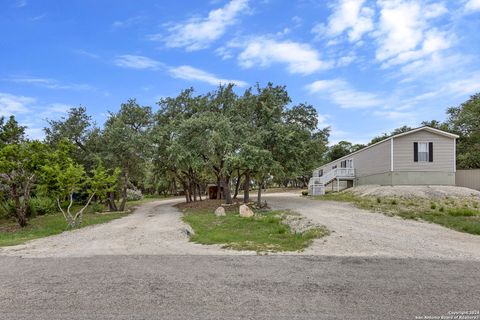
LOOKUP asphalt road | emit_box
[1,255,479,320]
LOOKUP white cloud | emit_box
[306,79,384,108]
[236,37,329,75]
[374,1,450,66]
[337,55,356,66]
[464,0,480,12]
[0,93,35,117]
[114,55,163,70]
[14,0,27,8]
[8,77,92,90]
[44,103,71,114]
[155,0,249,51]
[111,16,144,29]
[445,74,480,96]
[169,65,247,87]
[312,0,374,42]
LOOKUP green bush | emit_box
[126,188,143,201]
[430,202,437,210]
[90,202,104,213]
[29,197,56,216]
[447,208,479,217]
[301,190,308,196]
[0,200,16,219]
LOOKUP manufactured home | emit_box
[309,126,459,195]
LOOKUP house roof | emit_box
[314,126,459,171]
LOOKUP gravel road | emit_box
[1,255,479,320]
[1,193,480,259]
[0,198,253,257]
[1,194,479,319]
[267,193,480,260]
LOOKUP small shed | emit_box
[206,184,224,199]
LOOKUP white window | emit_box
[418,142,429,162]
[346,159,353,168]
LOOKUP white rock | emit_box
[183,225,195,237]
[214,206,226,216]
[239,204,254,218]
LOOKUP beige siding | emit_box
[393,131,455,172]
[317,140,391,178]
[456,169,480,190]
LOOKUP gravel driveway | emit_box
[266,193,480,260]
[0,198,254,257]
[1,193,480,259]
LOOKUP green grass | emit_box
[314,192,480,235]
[0,196,173,247]
[182,208,329,253]
[0,211,128,246]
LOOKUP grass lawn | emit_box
[0,196,173,247]
[178,200,329,253]
[315,192,480,235]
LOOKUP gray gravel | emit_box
[348,185,480,198]
[266,193,480,260]
[0,255,478,320]
[2,193,480,260]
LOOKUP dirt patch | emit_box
[0,221,20,233]
[348,185,480,199]
[175,199,243,212]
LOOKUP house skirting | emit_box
[355,171,455,186]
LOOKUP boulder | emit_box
[183,225,195,237]
[214,206,226,216]
[239,204,254,218]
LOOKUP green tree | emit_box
[369,125,412,145]
[326,141,354,162]
[102,99,153,211]
[44,106,101,170]
[447,93,480,168]
[39,145,120,228]
[0,116,49,227]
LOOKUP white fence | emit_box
[456,169,480,191]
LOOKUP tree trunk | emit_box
[257,181,263,207]
[243,171,250,203]
[119,170,128,211]
[11,184,27,227]
[197,184,202,201]
[222,176,232,204]
[108,192,118,211]
[233,170,242,199]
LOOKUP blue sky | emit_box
[1,0,479,144]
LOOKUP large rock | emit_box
[183,225,195,237]
[239,204,254,218]
[214,206,226,216]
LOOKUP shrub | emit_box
[301,190,308,196]
[376,197,381,204]
[29,197,56,216]
[430,202,437,210]
[390,199,397,205]
[126,188,143,201]
[0,200,16,219]
[439,206,445,212]
[447,208,479,217]
[90,202,104,213]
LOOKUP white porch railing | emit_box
[308,168,355,195]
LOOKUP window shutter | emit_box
[413,142,418,162]
[428,142,433,162]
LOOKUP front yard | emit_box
[0,196,171,247]
[177,200,329,253]
[315,191,480,235]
